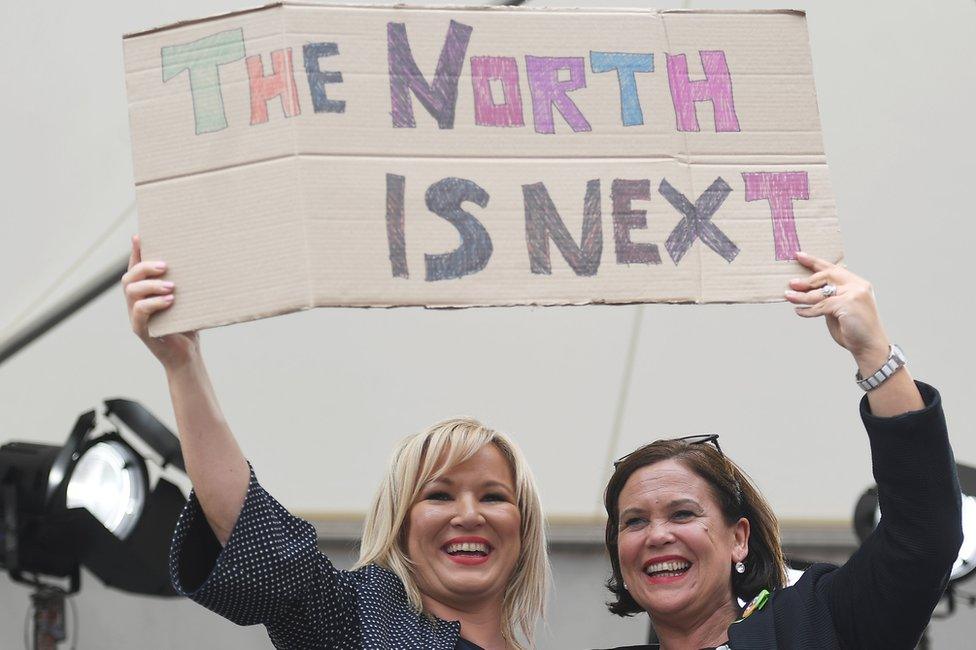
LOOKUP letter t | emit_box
[161,29,246,134]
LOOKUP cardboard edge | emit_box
[124,1,281,39]
[148,299,316,337]
[123,2,806,40]
[146,295,799,336]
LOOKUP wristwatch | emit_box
[855,344,907,392]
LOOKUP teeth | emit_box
[446,542,490,554]
[645,560,691,574]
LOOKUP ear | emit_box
[732,517,750,562]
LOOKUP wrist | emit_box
[162,347,204,378]
[853,340,891,375]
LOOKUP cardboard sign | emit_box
[123,3,842,336]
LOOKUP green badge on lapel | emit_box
[739,589,771,621]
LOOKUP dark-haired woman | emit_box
[600,252,962,650]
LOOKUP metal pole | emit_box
[0,254,129,366]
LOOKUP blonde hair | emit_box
[356,417,550,649]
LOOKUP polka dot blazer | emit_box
[170,468,464,649]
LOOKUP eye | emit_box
[622,516,647,529]
[482,492,509,503]
[672,510,696,521]
[425,491,451,501]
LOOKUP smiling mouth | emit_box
[444,541,491,557]
[442,541,492,565]
[643,559,692,582]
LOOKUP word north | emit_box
[386,173,809,281]
[161,20,741,135]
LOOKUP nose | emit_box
[451,493,486,528]
[643,521,676,547]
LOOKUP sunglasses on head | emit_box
[613,433,723,468]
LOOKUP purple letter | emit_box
[612,179,660,265]
[742,171,809,261]
[522,180,602,276]
[385,174,408,278]
[525,56,591,134]
[471,56,524,127]
[387,20,472,129]
[666,51,740,132]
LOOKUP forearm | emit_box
[166,352,249,545]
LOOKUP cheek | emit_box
[616,534,642,572]
[490,507,522,555]
[406,505,441,551]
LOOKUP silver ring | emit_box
[820,283,837,298]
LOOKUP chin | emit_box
[634,589,696,617]
[450,574,499,591]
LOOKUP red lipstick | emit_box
[442,536,493,566]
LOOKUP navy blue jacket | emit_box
[170,470,464,649]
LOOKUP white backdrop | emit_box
[1,0,974,530]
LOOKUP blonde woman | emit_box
[123,236,550,650]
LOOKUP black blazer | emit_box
[602,382,962,650]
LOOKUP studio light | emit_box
[854,463,976,586]
[0,399,187,597]
[65,436,146,540]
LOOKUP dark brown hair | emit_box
[604,439,787,616]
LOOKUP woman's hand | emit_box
[122,235,200,370]
[784,251,890,368]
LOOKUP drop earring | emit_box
[735,561,746,574]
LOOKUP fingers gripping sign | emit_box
[783,251,889,360]
[122,235,200,369]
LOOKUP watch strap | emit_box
[855,344,907,392]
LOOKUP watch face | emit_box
[891,344,907,364]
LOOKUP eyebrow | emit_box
[667,498,702,510]
[619,498,703,519]
[426,477,514,492]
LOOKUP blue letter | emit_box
[590,52,654,127]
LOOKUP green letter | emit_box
[162,29,246,134]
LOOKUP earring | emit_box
[735,561,746,574]
[623,583,629,590]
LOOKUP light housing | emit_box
[65,435,147,540]
[0,401,187,596]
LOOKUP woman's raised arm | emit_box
[122,235,248,545]
[784,252,960,647]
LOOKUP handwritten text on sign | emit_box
[160,20,809,278]
[125,6,837,334]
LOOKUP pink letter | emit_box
[246,48,301,125]
[742,171,809,261]
[471,56,524,127]
[666,51,740,132]
[525,56,591,134]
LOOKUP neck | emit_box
[652,600,738,650]
[421,594,510,650]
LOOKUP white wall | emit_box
[1,0,975,647]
